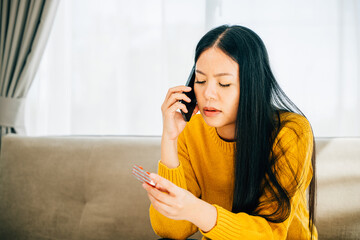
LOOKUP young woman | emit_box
[142,25,317,240]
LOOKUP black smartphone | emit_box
[180,65,197,122]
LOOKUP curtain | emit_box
[0,0,59,149]
[24,0,205,136]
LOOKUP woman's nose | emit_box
[204,82,217,101]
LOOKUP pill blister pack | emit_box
[132,164,156,187]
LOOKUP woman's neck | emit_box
[216,124,236,142]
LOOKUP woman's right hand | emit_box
[161,86,198,141]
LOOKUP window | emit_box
[25,0,360,137]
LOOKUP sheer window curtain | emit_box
[25,0,205,136]
[25,0,360,137]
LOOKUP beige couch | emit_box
[0,134,359,240]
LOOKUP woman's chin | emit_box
[201,113,223,128]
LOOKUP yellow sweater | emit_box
[150,113,318,240]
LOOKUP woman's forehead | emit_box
[196,48,239,75]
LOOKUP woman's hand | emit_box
[161,86,199,141]
[143,173,199,221]
[143,173,218,232]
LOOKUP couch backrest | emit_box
[315,138,360,239]
[0,135,161,240]
[0,135,359,239]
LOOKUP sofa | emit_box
[0,134,359,240]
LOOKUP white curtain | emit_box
[0,0,59,150]
[25,0,360,137]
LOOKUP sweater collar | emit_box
[200,117,236,154]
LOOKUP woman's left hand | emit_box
[142,173,199,222]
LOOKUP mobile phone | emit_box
[132,164,156,187]
[180,65,197,122]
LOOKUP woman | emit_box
[142,25,317,240]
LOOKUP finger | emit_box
[167,101,188,114]
[147,188,171,206]
[147,185,175,207]
[149,173,179,196]
[162,89,192,113]
[142,182,156,193]
[143,180,169,195]
[148,194,175,218]
[164,86,192,102]
[171,93,192,103]
[145,184,174,210]
[155,182,170,193]
[141,177,169,193]
[165,93,191,109]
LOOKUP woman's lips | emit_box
[203,107,221,117]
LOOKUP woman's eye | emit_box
[219,83,230,87]
[195,80,206,84]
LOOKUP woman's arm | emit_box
[148,135,202,239]
[149,101,200,239]
[160,137,179,169]
[148,85,201,239]
[160,85,196,169]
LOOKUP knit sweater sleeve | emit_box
[149,129,201,239]
[200,124,316,240]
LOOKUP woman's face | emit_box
[194,47,240,141]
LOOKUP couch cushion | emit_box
[316,138,360,239]
[0,135,162,240]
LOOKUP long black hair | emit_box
[194,25,316,238]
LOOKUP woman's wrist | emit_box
[160,136,180,169]
[189,198,217,233]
